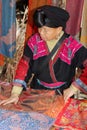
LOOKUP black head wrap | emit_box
[33,5,70,30]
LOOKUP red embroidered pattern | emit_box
[54,98,87,130]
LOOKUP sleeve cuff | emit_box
[72,78,87,94]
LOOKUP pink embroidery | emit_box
[39,80,65,88]
[28,35,82,64]
[59,36,82,64]
[28,33,48,59]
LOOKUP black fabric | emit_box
[30,76,48,90]
[33,5,70,29]
[38,33,69,75]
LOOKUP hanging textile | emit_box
[25,0,52,43]
[0,1,4,66]
[65,0,84,36]
[80,0,87,47]
[0,0,16,58]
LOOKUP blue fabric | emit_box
[0,0,16,58]
[13,79,27,88]
[0,109,54,130]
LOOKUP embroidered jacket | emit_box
[13,33,87,94]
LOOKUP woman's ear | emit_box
[57,26,63,33]
[56,26,63,37]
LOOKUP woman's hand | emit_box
[0,93,19,105]
[63,85,78,102]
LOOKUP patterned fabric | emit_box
[28,33,82,63]
[28,33,48,60]
[0,109,54,130]
[54,98,87,130]
[0,82,64,118]
[0,0,16,58]
[0,81,87,129]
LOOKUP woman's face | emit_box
[38,26,62,41]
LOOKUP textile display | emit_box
[0,109,54,130]
[0,81,87,129]
[25,0,52,43]
[0,81,65,129]
[65,0,84,36]
[0,0,16,58]
[54,98,87,130]
[0,81,64,118]
[80,0,87,46]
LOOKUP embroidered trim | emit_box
[13,79,27,88]
[72,78,87,94]
[37,79,66,89]
[59,37,82,64]
[28,33,48,60]
[53,36,82,65]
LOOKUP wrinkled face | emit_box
[38,26,62,41]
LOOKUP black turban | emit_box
[33,5,70,29]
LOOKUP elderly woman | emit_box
[0,5,87,105]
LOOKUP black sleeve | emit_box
[23,44,33,59]
[23,44,34,84]
[73,46,87,69]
